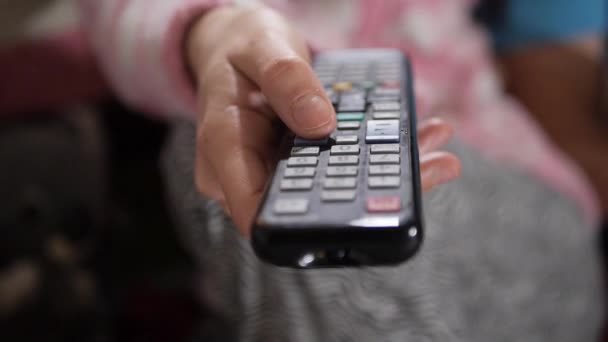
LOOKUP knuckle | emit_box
[195,121,212,151]
[240,6,283,24]
[260,56,308,86]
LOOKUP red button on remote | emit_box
[366,196,401,213]
[381,81,401,89]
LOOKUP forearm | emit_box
[77,0,229,118]
[499,35,608,211]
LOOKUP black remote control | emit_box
[251,49,423,268]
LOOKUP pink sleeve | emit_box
[78,0,230,119]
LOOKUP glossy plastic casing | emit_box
[251,50,423,268]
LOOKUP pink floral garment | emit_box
[79,0,599,223]
[267,0,599,223]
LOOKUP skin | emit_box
[186,6,461,235]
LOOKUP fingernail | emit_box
[292,94,332,130]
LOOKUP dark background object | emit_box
[0,104,198,342]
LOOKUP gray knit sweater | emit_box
[163,121,603,342]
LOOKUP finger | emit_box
[420,151,461,192]
[196,63,271,220]
[194,63,241,213]
[417,118,454,154]
[194,150,230,215]
[229,16,335,138]
[197,66,279,234]
[202,106,277,235]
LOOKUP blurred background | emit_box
[0,103,200,342]
[0,3,199,341]
[1,0,607,341]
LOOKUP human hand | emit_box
[187,6,460,235]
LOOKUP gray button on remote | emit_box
[274,198,309,214]
[338,122,361,130]
[330,144,360,155]
[281,178,314,191]
[338,101,366,112]
[366,120,400,143]
[287,156,318,167]
[373,102,400,111]
[326,166,358,177]
[368,176,401,188]
[284,167,316,178]
[328,155,359,165]
[369,154,400,164]
[369,164,401,175]
[372,111,401,120]
[335,135,359,144]
[321,190,356,202]
[372,88,400,97]
[291,146,320,156]
[324,177,357,189]
[370,144,400,154]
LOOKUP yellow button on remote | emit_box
[333,82,352,92]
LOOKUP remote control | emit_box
[251,49,423,268]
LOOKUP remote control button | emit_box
[284,167,316,178]
[316,67,336,74]
[372,88,400,97]
[366,120,400,143]
[342,69,367,75]
[314,62,339,69]
[372,111,401,120]
[330,144,360,155]
[291,146,320,156]
[366,196,401,213]
[333,82,353,92]
[345,62,368,69]
[274,198,309,214]
[343,67,368,74]
[373,102,400,111]
[324,177,357,189]
[317,74,336,82]
[318,76,336,84]
[378,74,401,80]
[368,176,401,189]
[369,164,401,175]
[281,178,314,191]
[287,156,318,167]
[337,112,365,121]
[369,154,400,164]
[381,81,401,89]
[322,190,357,202]
[338,101,366,112]
[344,76,368,83]
[376,73,400,81]
[329,155,359,166]
[361,81,376,89]
[341,91,366,100]
[370,144,400,154]
[335,135,359,144]
[341,89,366,100]
[369,96,400,103]
[338,122,361,130]
[376,65,401,72]
[326,166,358,177]
[294,137,329,146]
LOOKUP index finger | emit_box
[229,24,336,138]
